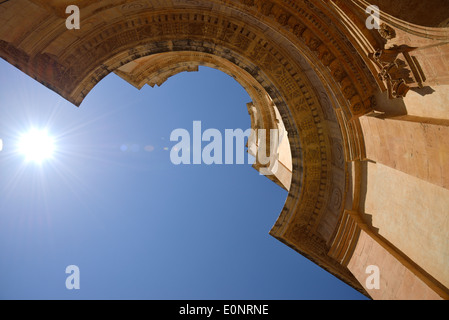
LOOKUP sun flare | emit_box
[17,129,55,163]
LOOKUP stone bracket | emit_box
[371,45,426,99]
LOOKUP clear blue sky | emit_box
[0,58,367,300]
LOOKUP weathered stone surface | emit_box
[1,0,448,300]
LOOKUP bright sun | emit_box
[18,129,55,163]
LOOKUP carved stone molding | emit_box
[371,45,426,99]
[328,210,361,267]
[378,23,396,41]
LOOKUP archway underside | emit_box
[0,0,388,297]
[113,51,295,190]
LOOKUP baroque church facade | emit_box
[0,0,448,299]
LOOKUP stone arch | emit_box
[2,0,449,299]
[1,0,367,293]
